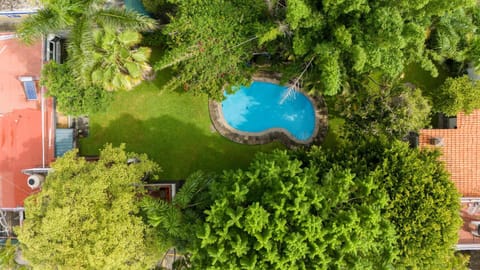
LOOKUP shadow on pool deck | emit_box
[79,113,281,179]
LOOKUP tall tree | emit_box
[183,137,464,269]
[155,0,268,99]
[18,0,157,91]
[262,0,477,95]
[16,145,164,269]
[432,75,480,116]
[188,150,398,269]
[306,136,463,269]
[336,80,432,139]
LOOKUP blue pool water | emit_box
[124,0,150,16]
[222,81,316,141]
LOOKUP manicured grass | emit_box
[79,69,282,179]
[402,62,448,95]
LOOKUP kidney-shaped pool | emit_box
[221,81,316,142]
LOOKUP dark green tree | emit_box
[187,150,398,269]
[306,136,463,269]
[262,0,478,95]
[184,137,463,269]
[336,81,432,138]
[155,0,268,99]
[432,75,480,116]
[41,62,112,116]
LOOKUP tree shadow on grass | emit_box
[79,113,280,179]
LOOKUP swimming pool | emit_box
[124,0,150,16]
[221,81,316,141]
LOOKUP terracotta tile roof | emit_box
[419,110,480,197]
[0,33,54,208]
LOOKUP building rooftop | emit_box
[419,110,480,196]
[0,33,54,208]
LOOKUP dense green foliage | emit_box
[263,0,478,95]
[0,239,27,270]
[337,81,431,138]
[189,150,397,269]
[433,75,480,116]
[183,138,463,269]
[427,6,480,68]
[155,0,267,99]
[85,29,152,91]
[156,0,480,97]
[41,62,112,116]
[18,0,156,91]
[315,136,463,269]
[17,145,163,269]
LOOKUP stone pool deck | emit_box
[209,74,328,148]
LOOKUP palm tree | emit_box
[17,0,157,91]
[73,28,152,91]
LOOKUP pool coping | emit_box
[208,73,328,148]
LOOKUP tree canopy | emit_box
[41,62,112,116]
[335,80,432,139]
[157,0,480,98]
[432,75,480,116]
[183,137,463,269]
[16,145,163,269]
[263,0,478,95]
[18,0,157,91]
[155,0,267,99]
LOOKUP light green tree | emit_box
[16,145,163,269]
[0,239,29,270]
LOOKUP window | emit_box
[18,76,37,100]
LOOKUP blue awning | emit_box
[55,128,74,157]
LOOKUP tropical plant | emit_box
[141,171,212,250]
[41,62,112,115]
[16,145,163,269]
[182,136,464,269]
[260,0,478,95]
[18,0,157,91]
[337,79,432,138]
[188,149,398,269]
[87,29,152,91]
[432,75,480,116]
[155,0,267,99]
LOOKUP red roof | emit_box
[419,110,480,197]
[0,33,54,208]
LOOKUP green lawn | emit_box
[402,62,448,95]
[79,69,281,179]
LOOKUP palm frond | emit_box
[173,171,211,209]
[93,8,157,32]
[66,18,96,87]
[17,8,64,44]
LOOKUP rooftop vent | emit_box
[430,137,444,147]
